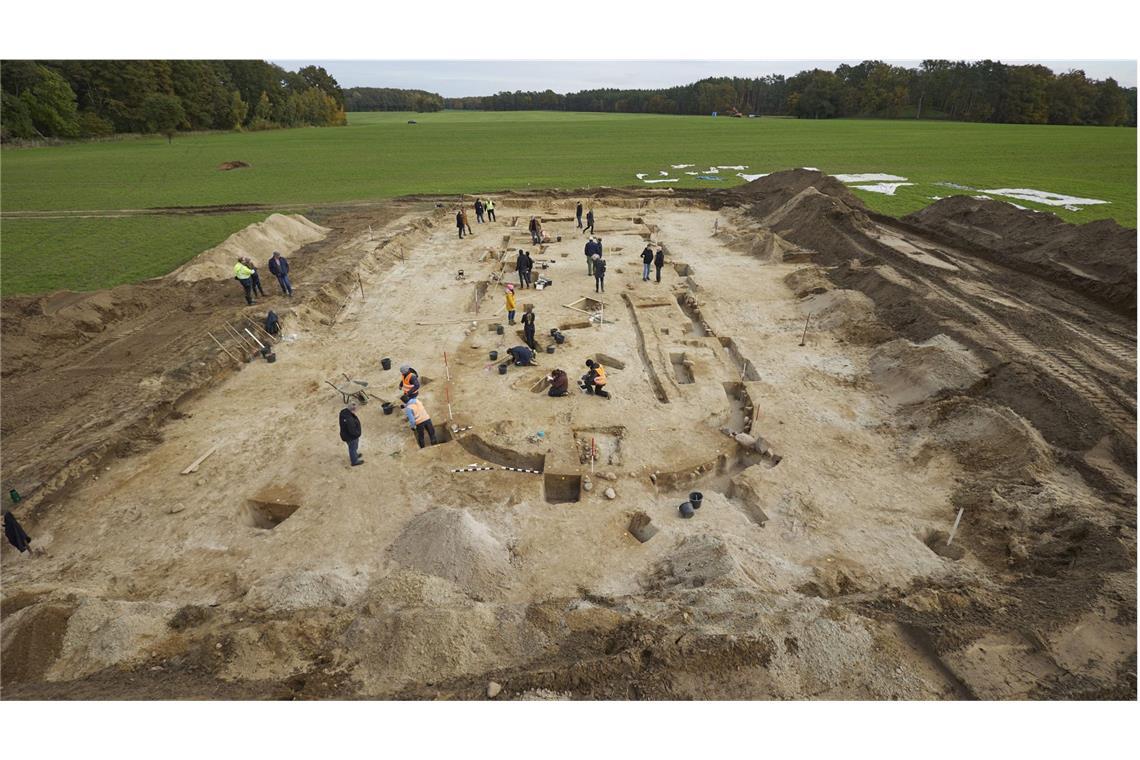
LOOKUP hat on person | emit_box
[585,359,596,368]
[506,283,515,291]
[399,364,411,373]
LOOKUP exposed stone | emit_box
[603,471,618,481]
[734,432,757,447]
[487,681,502,698]
[582,477,593,492]
[604,487,617,500]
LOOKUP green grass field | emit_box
[2,111,1135,295]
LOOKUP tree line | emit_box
[442,60,1137,126]
[0,60,347,141]
[343,87,445,112]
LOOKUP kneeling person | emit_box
[580,359,610,398]
[404,397,438,448]
[507,345,537,366]
[547,368,569,397]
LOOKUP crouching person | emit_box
[580,359,610,398]
[405,397,438,448]
[547,368,569,397]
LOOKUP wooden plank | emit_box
[181,446,218,475]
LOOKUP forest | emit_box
[441,60,1137,126]
[0,60,346,141]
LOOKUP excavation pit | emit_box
[544,473,582,504]
[628,511,659,543]
[671,353,695,384]
[243,501,300,530]
[574,427,625,466]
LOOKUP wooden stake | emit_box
[799,312,812,347]
[444,351,451,381]
[208,332,242,364]
[181,446,217,475]
[225,322,256,351]
[357,273,365,300]
[445,384,453,421]
[947,508,965,546]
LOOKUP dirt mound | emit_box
[730,169,866,215]
[911,397,1052,475]
[0,602,74,684]
[244,568,368,612]
[904,196,1137,314]
[49,598,174,681]
[386,508,512,598]
[869,335,989,406]
[172,213,329,283]
[218,161,250,171]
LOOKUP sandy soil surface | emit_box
[2,174,1134,699]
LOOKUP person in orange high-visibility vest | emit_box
[398,364,420,402]
[404,397,438,448]
[580,359,609,398]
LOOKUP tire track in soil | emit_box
[910,270,1137,438]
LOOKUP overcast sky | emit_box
[273,60,1137,97]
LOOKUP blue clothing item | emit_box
[346,437,361,465]
[643,262,651,280]
[275,273,293,295]
[268,255,290,276]
[404,405,417,428]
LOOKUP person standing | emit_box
[584,208,595,235]
[461,207,473,235]
[486,198,496,222]
[547,368,569,397]
[515,249,529,288]
[580,359,609,398]
[268,251,293,296]
[641,244,654,281]
[654,245,666,283]
[528,217,540,244]
[456,209,466,239]
[234,257,256,305]
[398,364,421,402]
[339,401,364,466]
[575,201,583,229]
[243,257,268,297]
[521,306,537,349]
[593,253,607,294]
[523,250,535,288]
[475,198,485,223]
[404,397,438,448]
[505,283,517,325]
[584,237,596,276]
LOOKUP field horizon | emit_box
[2,110,1135,295]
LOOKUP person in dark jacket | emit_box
[475,198,485,223]
[3,509,32,553]
[593,254,607,293]
[506,345,536,366]
[547,368,569,397]
[528,217,541,244]
[268,251,293,296]
[641,244,654,281]
[515,249,530,288]
[575,201,583,229]
[456,209,465,239]
[584,237,597,276]
[584,208,595,234]
[580,359,610,398]
[654,245,666,283]
[521,306,537,349]
[339,402,364,466]
[523,250,535,288]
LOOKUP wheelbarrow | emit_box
[325,374,371,405]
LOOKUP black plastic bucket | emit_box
[496,325,504,335]
[382,402,394,415]
[489,350,498,361]
[679,502,695,519]
[498,363,508,375]
[554,331,565,344]
[689,491,703,509]
[546,345,556,353]
[265,352,276,363]
[381,357,392,370]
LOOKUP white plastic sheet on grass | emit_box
[834,173,908,183]
[635,173,648,180]
[982,188,1109,207]
[642,178,678,184]
[737,173,768,182]
[671,164,695,169]
[851,182,914,195]
[659,170,669,176]
[717,165,748,170]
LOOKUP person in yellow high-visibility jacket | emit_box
[233,258,256,305]
[504,283,517,324]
